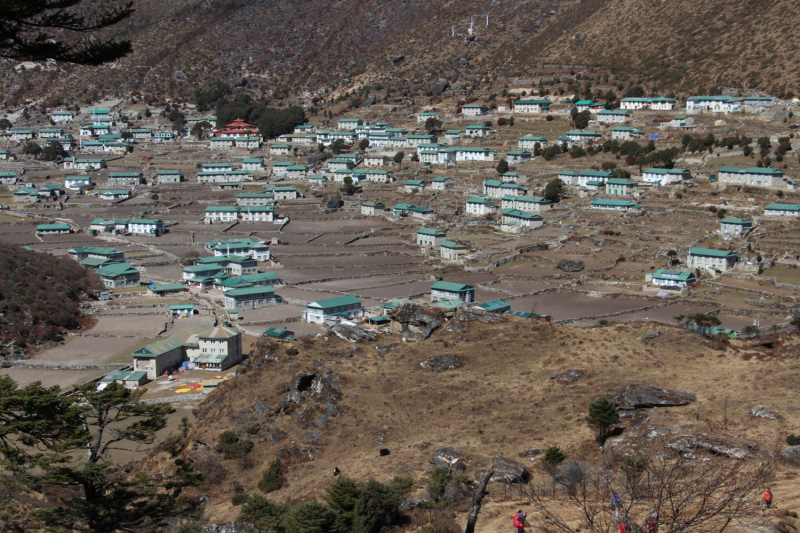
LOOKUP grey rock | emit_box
[557,259,585,272]
[490,0,502,6]
[612,384,696,409]
[558,369,582,384]
[550,372,558,379]
[430,78,450,96]
[666,434,752,459]
[420,354,462,375]
[227,76,248,87]
[391,55,405,63]
[204,523,262,533]
[780,445,800,464]
[172,70,185,81]
[594,239,606,247]
[750,405,779,420]
[306,431,320,443]
[390,303,445,340]
[456,57,469,68]
[519,448,544,458]
[637,330,660,340]
[645,426,677,440]
[430,446,465,472]
[489,456,529,483]
[363,95,376,106]
[325,193,343,210]
[328,323,376,343]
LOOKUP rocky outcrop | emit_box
[429,78,450,96]
[328,323,376,343]
[612,384,696,410]
[279,369,342,428]
[781,446,800,464]
[558,369,583,385]
[667,434,753,459]
[750,405,779,420]
[444,304,504,333]
[204,523,262,533]
[325,193,343,210]
[557,259,585,272]
[430,446,466,472]
[420,354,462,374]
[486,456,529,483]
[390,303,445,340]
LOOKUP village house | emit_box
[365,170,393,183]
[519,136,547,150]
[234,137,260,149]
[406,134,438,147]
[12,130,34,142]
[502,172,526,183]
[590,199,643,212]
[719,217,752,236]
[242,158,264,172]
[648,269,696,288]
[499,209,544,230]
[440,241,468,261]
[268,186,299,200]
[718,167,784,188]
[686,96,741,113]
[158,169,184,183]
[619,97,652,111]
[0,171,16,185]
[661,116,696,129]
[209,137,235,149]
[740,96,777,107]
[269,144,294,156]
[483,179,528,198]
[431,176,454,190]
[417,111,439,123]
[416,228,447,248]
[284,165,308,179]
[596,110,632,124]
[575,100,605,113]
[404,179,425,193]
[223,286,280,310]
[364,155,386,167]
[514,99,551,113]
[293,124,316,134]
[131,324,242,380]
[764,203,800,216]
[237,193,274,207]
[196,170,249,184]
[49,110,74,122]
[501,195,552,213]
[454,147,495,162]
[505,151,532,165]
[337,118,364,130]
[127,218,164,236]
[361,201,385,215]
[560,169,614,187]
[466,196,497,216]
[430,281,475,303]
[205,206,239,224]
[263,326,294,340]
[68,246,124,263]
[88,219,115,233]
[0,150,9,161]
[96,262,140,288]
[98,190,132,200]
[63,158,106,171]
[649,98,678,110]
[564,130,602,144]
[65,175,92,190]
[169,304,195,318]
[687,247,738,272]
[206,238,271,261]
[444,130,462,144]
[147,283,188,298]
[328,158,355,171]
[36,223,71,234]
[641,168,692,185]
[239,206,275,223]
[611,127,645,141]
[461,104,489,116]
[130,129,152,140]
[107,172,143,187]
[38,128,65,139]
[302,295,364,324]
[605,178,638,196]
[465,125,491,138]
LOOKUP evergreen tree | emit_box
[424,117,443,133]
[544,178,564,203]
[323,476,360,533]
[352,480,403,533]
[237,494,286,533]
[258,461,283,493]
[0,0,133,65]
[340,176,357,196]
[586,397,620,444]
[283,501,337,533]
[540,446,567,467]
[496,158,509,174]
[39,141,64,161]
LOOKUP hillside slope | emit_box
[141,316,800,526]
[3,0,798,106]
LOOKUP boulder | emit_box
[751,405,779,420]
[780,446,800,464]
[391,55,405,63]
[488,456,529,483]
[593,239,606,247]
[612,384,696,410]
[430,78,450,96]
[444,304,504,333]
[557,259,585,272]
[666,434,753,459]
[430,446,466,472]
[390,303,445,340]
[420,354,462,374]
[328,323,376,343]
[637,330,660,340]
[558,369,583,385]
[325,193,343,210]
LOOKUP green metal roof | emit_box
[417,228,445,236]
[224,286,276,297]
[430,281,474,292]
[719,217,752,225]
[476,300,511,312]
[441,240,467,249]
[96,262,139,276]
[36,223,71,230]
[307,295,363,310]
[765,203,800,211]
[688,247,738,258]
[148,283,186,292]
[652,269,695,281]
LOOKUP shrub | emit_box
[258,461,283,493]
[223,440,254,460]
[597,319,609,326]
[285,347,299,357]
[232,483,247,505]
[788,435,800,446]
[497,117,508,126]
[601,161,617,169]
[283,501,338,533]
[238,494,286,532]
[546,115,554,121]
[246,425,261,435]
[220,431,238,445]
[541,446,567,467]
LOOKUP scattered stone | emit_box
[172,70,185,81]
[391,54,405,63]
[594,239,606,247]
[750,405,780,420]
[430,446,466,472]
[430,78,450,96]
[781,446,800,464]
[612,384,696,410]
[667,434,753,459]
[519,448,544,458]
[637,330,661,340]
[645,426,677,440]
[325,193,343,210]
[558,369,583,384]
[557,259,585,272]
[253,401,269,413]
[328,323,376,343]
[550,372,558,379]
[420,354,462,374]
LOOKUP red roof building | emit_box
[214,118,260,138]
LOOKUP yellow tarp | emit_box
[175,388,191,393]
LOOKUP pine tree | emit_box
[540,446,566,467]
[586,397,620,444]
[495,158,509,174]
[258,461,283,493]
[237,494,286,532]
[283,501,338,533]
[323,476,360,532]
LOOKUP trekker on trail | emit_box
[610,493,622,520]
[513,510,526,533]
[764,488,773,509]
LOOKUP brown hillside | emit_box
[143,317,800,527]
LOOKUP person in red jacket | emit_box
[513,510,526,533]
[764,488,773,509]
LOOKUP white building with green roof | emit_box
[514,99,551,113]
[596,110,632,124]
[430,281,474,302]
[641,168,691,185]
[466,196,497,216]
[719,217,752,236]
[440,241,468,261]
[687,247,738,272]
[649,269,696,288]
[96,262,140,288]
[416,228,447,248]
[764,203,800,216]
[590,199,643,212]
[302,295,364,324]
[223,286,280,310]
[611,127,645,141]
[718,167,784,188]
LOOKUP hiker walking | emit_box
[764,488,773,509]
[610,493,622,521]
[513,510,526,533]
